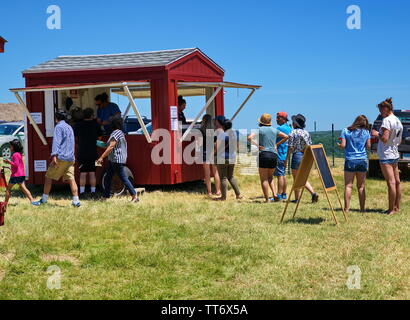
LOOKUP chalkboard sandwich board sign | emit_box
[281,144,348,226]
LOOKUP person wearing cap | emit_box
[274,112,292,201]
[285,114,319,204]
[33,112,81,208]
[248,114,289,203]
[214,115,242,201]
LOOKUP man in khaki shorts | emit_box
[33,112,81,207]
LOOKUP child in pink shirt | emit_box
[3,140,35,206]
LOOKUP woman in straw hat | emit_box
[248,113,289,203]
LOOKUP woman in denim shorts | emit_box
[339,115,371,213]
[371,98,403,215]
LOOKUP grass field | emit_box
[0,159,409,300]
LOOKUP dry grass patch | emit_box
[41,255,81,267]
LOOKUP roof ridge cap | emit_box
[58,48,197,58]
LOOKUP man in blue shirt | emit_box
[96,93,121,133]
[274,112,292,201]
[33,112,81,208]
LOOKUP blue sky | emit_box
[1,0,410,131]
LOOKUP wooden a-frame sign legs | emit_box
[281,145,348,226]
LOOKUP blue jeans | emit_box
[104,162,136,198]
[344,159,368,173]
[291,152,304,170]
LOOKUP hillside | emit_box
[0,103,23,122]
[311,130,344,158]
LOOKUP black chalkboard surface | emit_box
[313,147,335,190]
[281,145,347,225]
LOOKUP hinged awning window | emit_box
[176,82,261,141]
[10,81,153,144]
[113,81,261,141]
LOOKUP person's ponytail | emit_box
[378,98,394,112]
[224,120,233,131]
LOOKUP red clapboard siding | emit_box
[23,49,226,186]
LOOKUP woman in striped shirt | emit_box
[97,116,139,203]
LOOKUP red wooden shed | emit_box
[10,48,260,187]
[0,37,7,53]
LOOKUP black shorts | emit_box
[78,160,97,173]
[9,176,26,185]
[258,152,278,169]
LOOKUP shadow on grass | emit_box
[321,207,388,215]
[349,208,387,214]
[285,217,326,225]
[19,181,209,202]
[147,181,206,194]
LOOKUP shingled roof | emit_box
[23,48,223,74]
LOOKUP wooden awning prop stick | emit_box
[14,92,48,146]
[123,85,152,144]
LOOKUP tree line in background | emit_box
[311,130,344,159]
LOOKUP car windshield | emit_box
[0,125,19,136]
[136,123,153,134]
[375,112,410,123]
[395,112,410,122]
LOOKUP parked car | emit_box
[369,110,410,178]
[123,116,151,134]
[0,122,25,159]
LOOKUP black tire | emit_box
[101,166,135,197]
[368,159,382,179]
[0,144,11,159]
[399,162,410,180]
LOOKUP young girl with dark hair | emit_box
[97,117,139,203]
[3,140,35,207]
[339,115,371,213]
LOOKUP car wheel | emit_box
[0,144,11,159]
[368,159,382,179]
[101,166,135,197]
